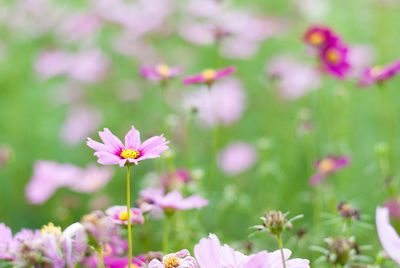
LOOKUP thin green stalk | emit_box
[97,247,105,268]
[163,215,170,253]
[126,166,132,268]
[276,234,286,268]
[186,110,194,169]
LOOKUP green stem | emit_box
[126,166,132,268]
[276,234,286,268]
[97,247,105,268]
[163,215,170,253]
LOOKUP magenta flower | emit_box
[148,249,197,268]
[140,63,182,81]
[376,206,400,265]
[217,142,258,176]
[357,59,400,87]
[320,41,351,79]
[182,66,236,86]
[106,206,144,225]
[303,26,336,48]
[140,188,208,212]
[194,233,310,268]
[309,155,350,185]
[87,125,169,167]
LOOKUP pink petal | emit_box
[94,152,121,165]
[124,126,141,149]
[99,128,124,154]
[139,135,169,155]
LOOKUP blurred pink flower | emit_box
[320,41,351,79]
[140,188,208,212]
[384,198,400,220]
[26,161,114,204]
[183,66,236,86]
[61,105,102,145]
[217,142,257,175]
[184,78,246,127]
[87,125,169,167]
[347,45,375,78]
[0,223,13,260]
[106,206,144,225]
[57,13,102,43]
[376,206,400,265]
[149,249,197,268]
[194,233,310,268]
[267,55,320,100]
[309,155,350,186]
[303,26,336,49]
[357,59,400,87]
[161,168,191,190]
[140,63,183,81]
[35,49,109,83]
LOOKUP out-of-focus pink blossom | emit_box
[385,198,400,220]
[376,206,400,265]
[149,249,197,268]
[26,161,114,204]
[321,41,351,79]
[267,55,321,100]
[139,188,208,213]
[106,206,144,225]
[161,168,191,190]
[87,125,169,167]
[357,59,400,87]
[217,142,257,175]
[194,233,310,268]
[61,105,102,145]
[309,155,350,186]
[347,45,375,78]
[57,13,102,43]
[184,78,246,127]
[183,66,236,86]
[140,63,183,81]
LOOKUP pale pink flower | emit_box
[57,13,102,43]
[376,206,400,265]
[217,142,257,176]
[267,55,320,100]
[140,63,183,81]
[87,125,169,167]
[35,50,72,79]
[309,155,350,185]
[194,233,310,268]
[184,78,246,127]
[26,161,113,204]
[140,188,208,212]
[149,249,197,268]
[60,105,102,145]
[106,206,144,225]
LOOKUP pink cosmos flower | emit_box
[60,105,102,145]
[183,78,246,127]
[87,125,169,167]
[217,142,257,176]
[267,55,321,100]
[384,198,400,220]
[320,41,351,79]
[140,63,182,81]
[84,254,145,268]
[303,26,336,48]
[106,206,144,225]
[140,188,208,212]
[357,59,400,87]
[182,66,236,86]
[194,233,310,268]
[26,161,113,204]
[148,249,197,268]
[376,206,400,265]
[309,155,350,185]
[161,168,191,190]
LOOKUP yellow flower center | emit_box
[202,69,216,82]
[371,66,382,77]
[164,255,180,268]
[41,222,62,237]
[120,149,140,159]
[118,211,129,221]
[326,48,341,64]
[308,32,324,45]
[318,158,335,173]
[156,63,171,78]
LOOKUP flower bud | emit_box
[262,210,289,235]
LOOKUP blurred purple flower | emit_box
[320,41,351,79]
[87,125,169,167]
[140,63,183,81]
[303,26,336,49]
[267,55,321,100]
[217,142,257,176]
[183,66,236,86]
[376,206,400,265]
[161,168,191,190]
[184,78,246,127]
[194,233,310,268]
[357,59,400,87]
[149,249,197,268]
[140,188,208,212]
[26,161,114,204]
[57,13,102,43]
[309,155,350,186]
[106,206,144,225]
[61,105,102,145]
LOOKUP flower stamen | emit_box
[318,158,334,173]
[118,211,129,221]
[164,255,180,268]
[309,32,324,45]
[41,222,62,237]
[326,48,341,64]
[120,149,140,159]
[202,69,216,82]
[156,63,171,78]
